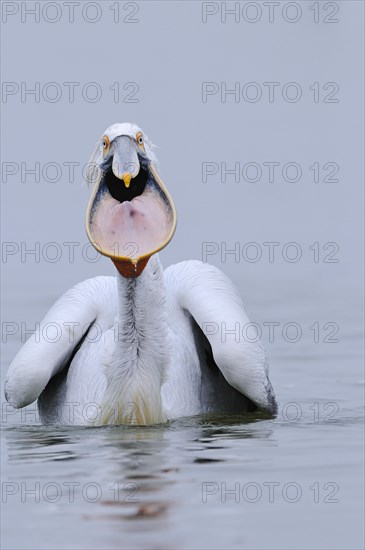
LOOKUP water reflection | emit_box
[1,413,276,530]
[3,411,274,460]
[2,404,363,550]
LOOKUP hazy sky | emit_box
[1,1,363,321]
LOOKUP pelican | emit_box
[5,123,277,425]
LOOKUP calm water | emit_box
[1,280,364,550]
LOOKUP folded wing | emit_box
[4,276,114,409]
[164,260,277,413]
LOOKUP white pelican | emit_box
[5,123,277,425]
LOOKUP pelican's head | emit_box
[86,123,176,277]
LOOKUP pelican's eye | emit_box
[136,132,144,150]
[102,135,110,154]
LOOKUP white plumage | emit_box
[5,123,277,425]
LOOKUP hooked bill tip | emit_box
[121,172,132,188]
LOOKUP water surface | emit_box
[1,283,363,550]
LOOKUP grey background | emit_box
[2,1,363,296]
[1,2,364,549]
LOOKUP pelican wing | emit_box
[4,276,115,409]
[164,261,277,413]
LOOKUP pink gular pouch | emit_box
[86,137,176,278]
